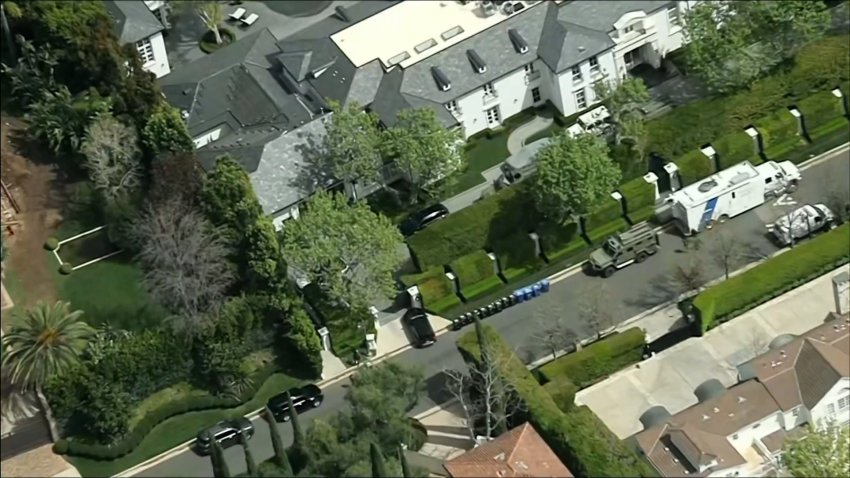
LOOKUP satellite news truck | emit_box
[667,160,801,236]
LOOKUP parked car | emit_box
[769,203,835,246]
[195,417,254,454]
[399,204,449,237]
[403,308,437,348]
[266,385,324,422]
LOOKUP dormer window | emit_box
[508,29,528,54]
[467,49,487,74]
[432,66,451,92]
[623,24,635,34]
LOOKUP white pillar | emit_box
[643,172,659,200]
[833,272,850,315]
[663,163,680,192]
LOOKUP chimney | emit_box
[833,271,849,315]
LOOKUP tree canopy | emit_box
[321,100,384,187]
[142,103,194,156]
[532,132,622,222]
[783,421,850,478]
[281,190,405,309]
[683,1,829,93]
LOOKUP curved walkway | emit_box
[506,115,555,155]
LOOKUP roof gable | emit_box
[105,0,163,45]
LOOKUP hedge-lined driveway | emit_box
[138,148,849,477]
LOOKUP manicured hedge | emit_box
[450,250,497,289]
[401,267,456,306]
[60,365,279,460]
[538,328,646,389]
[676,149,714,186]
[694,223,850,332]
[620,178,655,216]
[798,90,846,135]
[583,198,623,234]
[457,326,657,477]
[756,110,804,159]
[408,186,541,269]
[645,97,730,159]
[713,130,758,169]
[493,232,542,282]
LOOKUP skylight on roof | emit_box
[441,25,464,41]
[415,38,438,54]
[388,51,411,66]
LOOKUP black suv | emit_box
[399,204,449,237]
[403,308,437,348]
[195,417,254,454]
[267,385,324,422]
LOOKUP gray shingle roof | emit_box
[159,28,316,142]
[564,0,673,33]
[105,0,163,45]
[537,5,616,74]
[249,117,337,215]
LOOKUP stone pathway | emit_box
[506,115,555,155]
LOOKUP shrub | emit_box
[583,198,623,233]
[542,377,579,412]
[457,326,656,477]
[797,90,846,135]
[538,328,646,389]
[787,34,850,98]
[645,97,730,158]
[407,186,541,269]
[694,223,850,332]
[676,149,714,186]
[492,232,542,281]
[53,439,69,455]
[713,130,759,169]
[44,237,59,251]
[450,250,496,290]
[58,262,73,275]
[756,110,804,159]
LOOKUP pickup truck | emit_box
[768,203,835,246]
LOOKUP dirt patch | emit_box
[1,116,70,313]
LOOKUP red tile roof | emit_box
[444,423,573,478]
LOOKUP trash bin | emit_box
[513,290,525,303]
[532,283,542,297]
[539,279,550,293]
[523,287,534,300]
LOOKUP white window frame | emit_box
[571,66,582,84]
[589,56,600,74]
[827,403,836,415]
[575,89,587,109]
[136,38,155,64]
[445,100,458,113]
[485,106,501,126]
[667,5,681,27]
[623,24,635,34]
[839,394,850,410]
[531,87,541,103]
[524,63,535,75]
[483,82,496,97]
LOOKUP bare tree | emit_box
[196,2,224,44]
[130,198,236,332]
[531,309,578,360]
[443,348,525,442]
[578,283,619,340]
[710,231,744,280]
[823,181,850,225]
[80,113,143,203]
[670,253,708,297]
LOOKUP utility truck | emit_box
[667,160,801,236]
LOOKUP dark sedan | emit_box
[399,204,449,237]
[403,308,437,348]
[266,384,324,422]
[195,417,254,454]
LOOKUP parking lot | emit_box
[574,266,850,439]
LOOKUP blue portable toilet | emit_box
[523,287,534,300]
[532,283,542,297]
[539,279,550,293]
[513,290,525,303]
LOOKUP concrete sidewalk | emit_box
[574,265,850,439]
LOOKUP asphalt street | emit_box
[138,149,850,477]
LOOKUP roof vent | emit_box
[578,45,586,52]
[508,28,529,54]
[180,110,189,120]
[702,414,710,421]
[713,407,720,413]
[698,179,718,192]
[674,458,680,463]
[432,66,451,91]
[467,49,487,73]
[737,396,746,404]
[494,452,506,461]
[335,6,350,22]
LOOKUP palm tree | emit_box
[1,301,94,441]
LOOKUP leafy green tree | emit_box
[142,103,194,155]
[26,85,111,156]
[75,381,132,442]
[323,99,384,189]
[383,107,463,201]
[240,433,259,477]
[1,301,94,440]
[281,191,404,309]
[783,421,850,478]
[399,445,412,478]
[282,306,323,377]
[1,35,57,108]
[592,77,650,159]
[532,133,622,222]
[370,442,389,478]
[683,1,829,93]
[263,407,292,473]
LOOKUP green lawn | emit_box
[445,131,512,196]
[68,372,303,478]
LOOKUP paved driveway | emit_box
[575,266,850,439]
